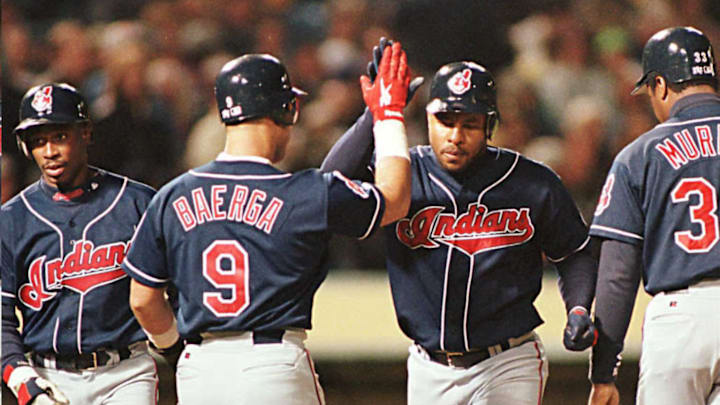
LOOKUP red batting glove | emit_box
[360,42,411,123]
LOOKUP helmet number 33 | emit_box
[671,177,719,253]
[202,240,251,317]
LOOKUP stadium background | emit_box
[3,0,720,403]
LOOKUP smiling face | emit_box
[24,123,91,190]
[428,111,488,172]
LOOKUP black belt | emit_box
[253,329,285,344]
[187,329,285,345]
[427,332,535,369]
[663,275,720,294]
[32,347,132,371]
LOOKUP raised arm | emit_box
[320,107,375,181]
[321,37,424,183]
[359,42,412,225]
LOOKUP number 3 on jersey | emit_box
[203,240,250,316]
[671,177,719,253]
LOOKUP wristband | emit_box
[145,318,179,349]
[569,305,588,315]
[373,120,410,161]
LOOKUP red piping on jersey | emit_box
[151,356,159,405]
[534,340,544,405]
[304,349,324,405]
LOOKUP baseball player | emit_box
[121,43,412,405]
[1,83,159,405]
[588,26,720,405]
[322,40,599,404]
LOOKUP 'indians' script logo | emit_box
[31,86,54,114]
[18,241,130,310]
[395,203,535,256]
[448,69,472,95]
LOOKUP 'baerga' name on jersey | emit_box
[171,185,284,234]
[656,123,720,169]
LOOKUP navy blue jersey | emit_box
[591,93,720,294]
[122,156,385,338]
[1,169,155,359]
[387,146,589,352]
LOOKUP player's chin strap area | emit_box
[420,331,536,369]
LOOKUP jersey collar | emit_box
[669,92,720,118]
[38,167,103,203]
[216,152,272,165]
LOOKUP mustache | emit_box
[441,146,466,155]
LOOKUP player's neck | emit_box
[223,119,285,162]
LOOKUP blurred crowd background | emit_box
[3,0,720,270]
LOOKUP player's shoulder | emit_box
[153,170,193,200]
[409,145,435,166]
[1,182,42,231]
[410,145,430,158]
[94,168,156,202]
[506,147,562,183]
[305,167,338,189]
[613,123,669,167]
[1,181,41,211]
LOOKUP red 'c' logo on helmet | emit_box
[447,69,472,95]
[31,86,54,114]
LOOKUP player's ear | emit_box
[654,75,669,100]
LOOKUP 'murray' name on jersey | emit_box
[655,123,720,169]
[172,184,284,234]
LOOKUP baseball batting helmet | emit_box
[215,54,307,127]
[14,82,90,158]
[426,61,500,137]
[631,26,717,95]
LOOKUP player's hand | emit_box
[8,366,70,405]
[367,37,424,103]
[563,306,598,351]
[588,382,619,405]
[150,338,185,372]
[360,42,411,123]
[32,391,71,405]
[367,37,391,82]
